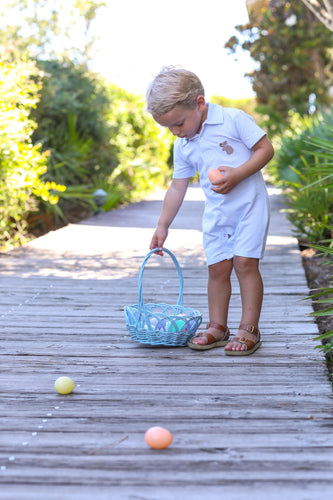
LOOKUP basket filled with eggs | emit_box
[124,247,202,346]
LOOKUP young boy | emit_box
[146,67,274,355]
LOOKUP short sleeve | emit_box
[173,139,196,179]
[235,110,266,149]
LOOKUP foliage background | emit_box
[0,0,333,260]
[0,49,52,249]
[225,0,333,135]
[0,1,173,246]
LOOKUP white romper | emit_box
[173,103,270,266]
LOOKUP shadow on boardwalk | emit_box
[0,184,332,500]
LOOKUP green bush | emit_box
[268,108,333,243]
[0,50,59,249]
[28,62,172,232]
[105,85,173,206]
[278,114,333,358]
[27,60,115,229]
[269,108,333,185]
[0,54,173,247]
[32,60,115,185]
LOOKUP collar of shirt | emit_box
[185,103,224,142]
[205,102,224,125]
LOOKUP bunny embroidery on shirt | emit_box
[219,141,234,155]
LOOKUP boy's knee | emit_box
[233,256,258,276]
[208,259,233,280]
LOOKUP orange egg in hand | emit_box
[144,426,173,449]
[208,168,224,184]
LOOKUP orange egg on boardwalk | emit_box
[208,168,224,184]
[144,426,173,449]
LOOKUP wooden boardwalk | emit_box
[0,184,332,500]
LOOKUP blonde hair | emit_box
[146,66,205,116]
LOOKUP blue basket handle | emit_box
[137,248,184,310]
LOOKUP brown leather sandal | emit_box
[188,322,230,350]
[224,324,262,356]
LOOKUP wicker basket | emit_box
[124,248,202,346]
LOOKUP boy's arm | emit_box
[150,178,190,255]
[212,136,274,195]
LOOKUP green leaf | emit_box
[313,331,333,341]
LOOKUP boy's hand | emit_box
[211,136,274,195]
[210,166,240,194]
[211,137,274,195]
[150,226,168,256]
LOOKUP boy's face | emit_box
[153,96,207,139]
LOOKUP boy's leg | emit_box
[190,259,233,346]
[225,256,263,352]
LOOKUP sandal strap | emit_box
[233,324,260,351]
[206,322,228,334]
[235,337,255,349]
[194,322,229,345]
[239,324,260,336]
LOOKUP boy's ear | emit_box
[196,95,206,110]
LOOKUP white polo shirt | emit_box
[173,103,270,265]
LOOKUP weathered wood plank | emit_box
[0,484,332,500]
[0,184,332,500]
